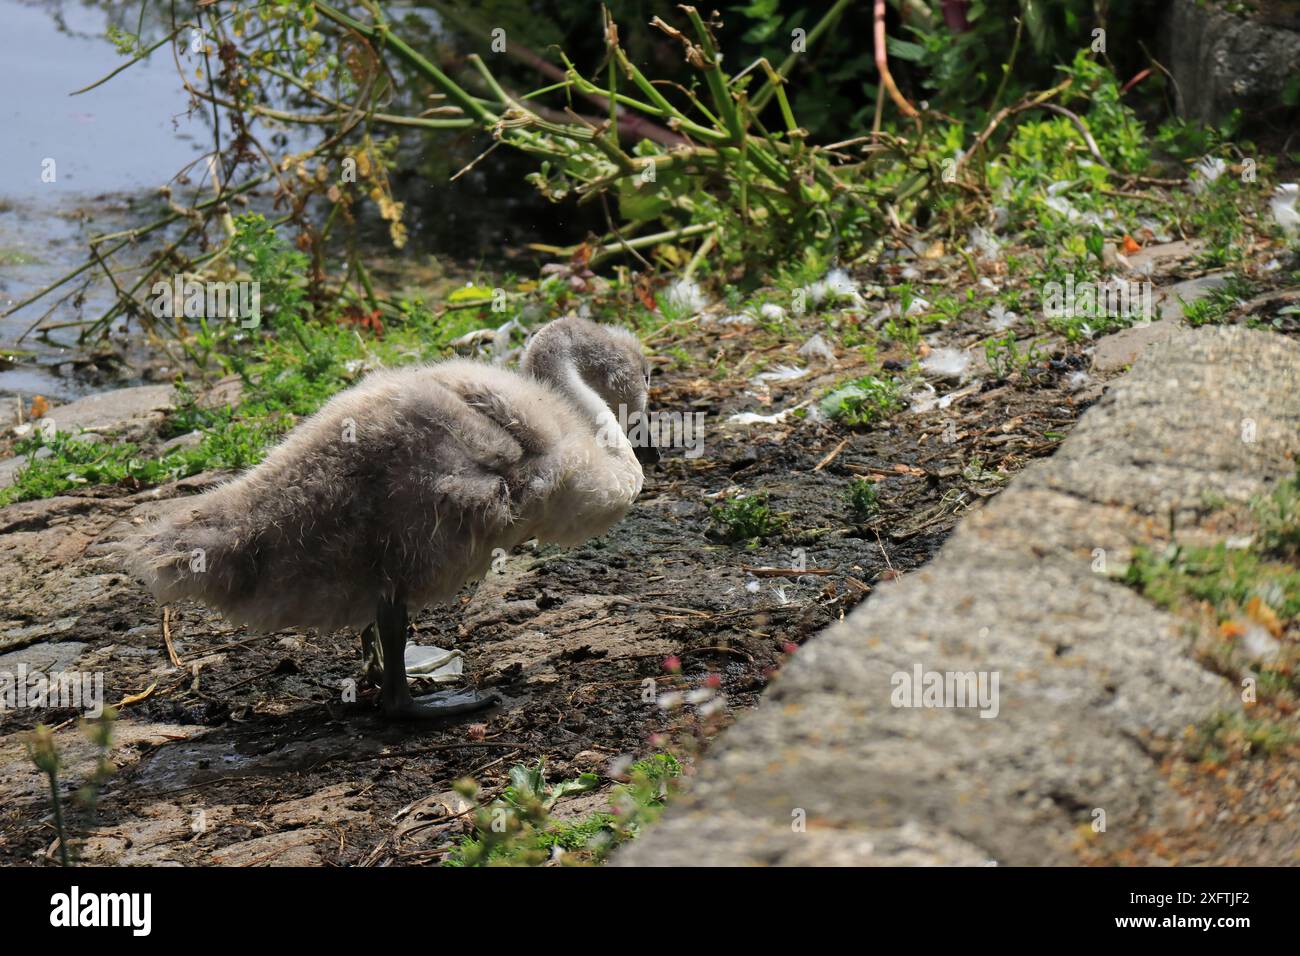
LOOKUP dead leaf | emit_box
[117,682,158,707]
[1245,596,1283,637]
[1219,620,1247,640]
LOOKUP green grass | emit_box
[1,216,526,506]
[0,423,282,506]
[1122,541,1300,622]
[1255,470,1300,560]
[984,332,1048,380]
[1186,711,1297,764]
[1180,274,1255,327]
[1119,466,1300,706]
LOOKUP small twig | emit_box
[162,606,183,668]
[986,18,1023,118]
[745,567,837,578]
[813,437,850,472]
[609,597,711,618]
[873,0,918,119]
[873,528,897,576]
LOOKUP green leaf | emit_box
[886,38,925,63]
[1085,225,1105,263]
[543,772,599,810]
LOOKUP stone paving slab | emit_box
[620,327,1300,866]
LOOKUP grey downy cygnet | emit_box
[124,316,658,719]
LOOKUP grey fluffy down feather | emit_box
[121,318,648,633]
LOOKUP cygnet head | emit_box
[522,316,659,464]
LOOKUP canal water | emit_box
[0,0,594,405]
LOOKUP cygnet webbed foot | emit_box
[373,596,498,721]
[383,687,500,720]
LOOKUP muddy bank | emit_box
[0,298,1102,865]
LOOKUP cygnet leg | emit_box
[376,596,499,720]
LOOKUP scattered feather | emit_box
[727,408,796,427]
[1270,183,1300,237]
[987,303,1017,331]
[797,333,837,365]
[1190,156,1227,195]
[921,347,970,381]
[870,303,897,328]
[664,277,709,315]
[909,382,938,413]
[1065,370,1092,392]
[805,268,863,307]
[968,226,1001,263]
[751,363,809,385]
